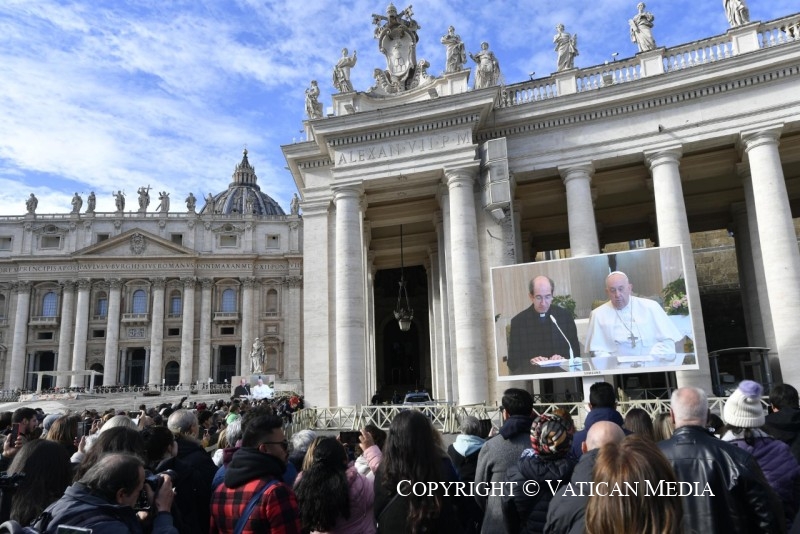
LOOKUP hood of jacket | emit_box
[452,434,485,457]
[224,446,286,488]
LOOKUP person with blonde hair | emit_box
[653,411,674,441]
[586,435,682,534]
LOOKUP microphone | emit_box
[550,315,576,362]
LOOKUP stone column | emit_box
[645,148,711,391]
[445,164,489,404]
[198,278,213,383]
[148,278,166,387]
[427,246,444,400]
[434,209,455,402]
[559,163,599,257]
[240,277,256,376]
[9,281,32,390]
[283,276,302,380]
[56,281,76,387]
[740,165,777,355]
[103,279,122,386]
[741,127,800,383]
[333,186,366,406]
[179,277,196,386]
[71,279,91,387]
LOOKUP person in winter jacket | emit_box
[764,382,800,464]
[722,380,800,528]
[503,412,577,534]
[447,415,487,483]
[210,415,301,534]
[35,452,177,534]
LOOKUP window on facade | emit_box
[220,235,237,247]
[96,234,110,243]
[220,326,235,335]
[169,291,182,316]
[266,289,278,315]
[168,327,180,336]
[171,234,183,246]
[96,293,108,318]
[132,289,147,314]
[37,332,54,340]
[0,237,11,251]
[42,292,58,317]
[266,235,280,249]
[92,329,105,339]
[41,236,61,249]
[221,289,237,312]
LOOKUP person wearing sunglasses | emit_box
[210,414,301,533]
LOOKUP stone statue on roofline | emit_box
[71,192,83,214]
[554,23,578,72]
[86,191,96,213]
[724,0,750,28]
[629,2,656,52]
[114,190,125,212]
[470,41,501,89]
[333,48,358,93]
[26,193,38,214]
[185,192,196,212]
[305,80,323,119]
[441,25,466,74]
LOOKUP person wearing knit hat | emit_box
[503,413,577,533]
[722,380,800,528]
[723,379,766,428]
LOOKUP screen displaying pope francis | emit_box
[491,246,699,381]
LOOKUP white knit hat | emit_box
[723,380,765,428]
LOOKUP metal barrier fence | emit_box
[289,396,753,434]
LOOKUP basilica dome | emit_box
[199,149,285,216]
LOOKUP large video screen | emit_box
[491,246,699,381]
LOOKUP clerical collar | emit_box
[539,313,546,318]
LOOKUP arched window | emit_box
[42,292,58,317]
[266,289,278,315]
[96,292,108,318]
[132,289,147,314]
[169,290,182,316]
[221,289,237,313]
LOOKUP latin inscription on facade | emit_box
[0,261,302,274]
[334,129,472,167]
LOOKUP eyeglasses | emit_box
[260,440,288,451]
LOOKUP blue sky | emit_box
[0,0,796,215]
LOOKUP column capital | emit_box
[200,278,214,289]
[741,126,783,154]
[107,278,123,290]
[332,185,363,203]
[242,277,258,288]
[76,279,92,291]
[285,275,302,288]
[443,163,480,188]
[644,147,683,170]
[151,278,166,290]
[558,162,595,184]
[60,280,77,292]
[14,281,32,294]
[181,277,196,289]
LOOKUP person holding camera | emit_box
[33,452,178,533]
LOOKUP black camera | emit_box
[134,469,176,511]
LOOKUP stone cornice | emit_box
[326,113,481,149]
[479,63,800,142]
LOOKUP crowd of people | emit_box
[0,379,799,533]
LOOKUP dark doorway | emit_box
[30,351,55,390]
[127,349,146,386]
[218,346,237,384]
[90,363,104,387]
[374,265,430,399]
[165,361,179,386]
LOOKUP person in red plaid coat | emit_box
[210,415,301,534]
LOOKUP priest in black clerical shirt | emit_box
[232,378,251,397]
[506,275,581,375]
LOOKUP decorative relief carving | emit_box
[108,279,122,290]
[130,233,147,255]
[242,277,257,288]
[60,280,77,292]
[128,327,146,338]
[15,281,32,293]
[152,278,166,290]
[285,276,303,288]
[181,277,196,289]
[200,278,213,290]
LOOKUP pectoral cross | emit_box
[628,332,638,348]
